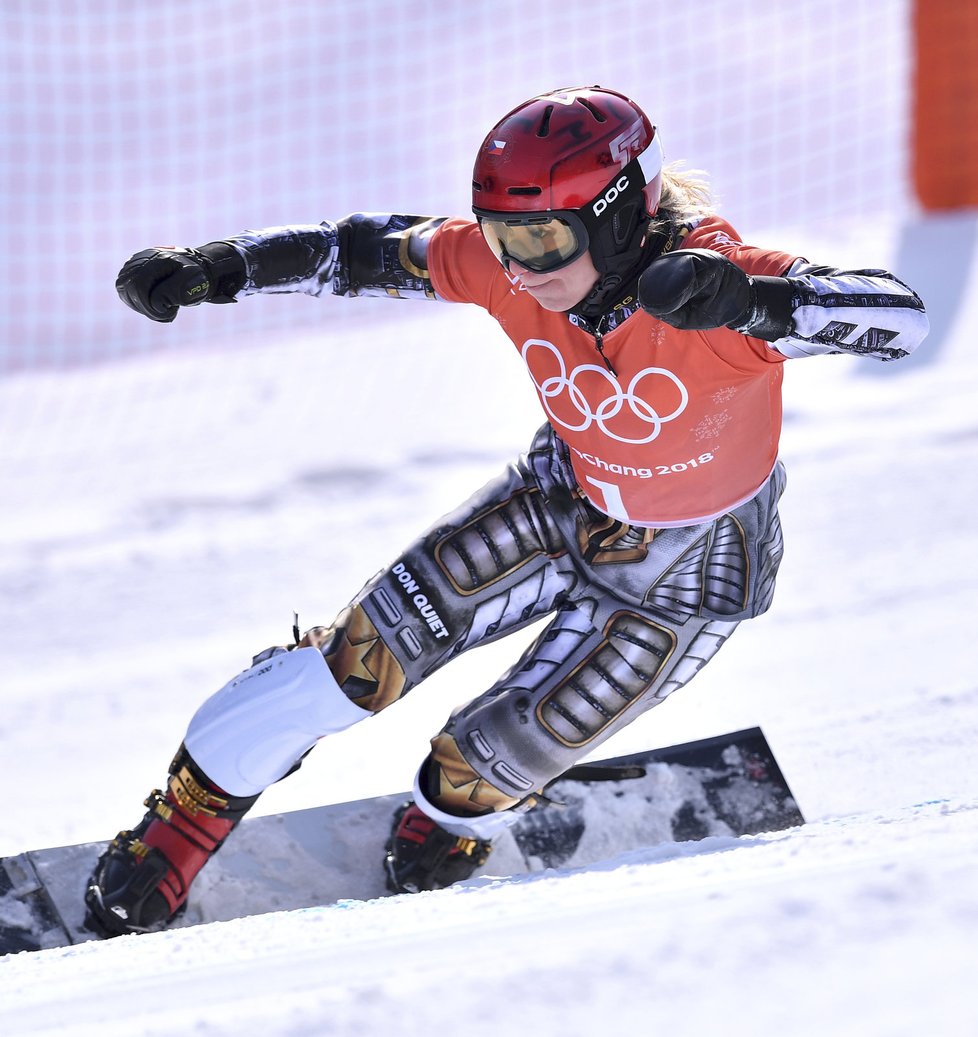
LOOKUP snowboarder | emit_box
[86,86,928,935]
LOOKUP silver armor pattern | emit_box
[306,423,786,817]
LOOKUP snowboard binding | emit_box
[384,802,492,894]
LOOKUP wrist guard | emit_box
[729,275,795,341]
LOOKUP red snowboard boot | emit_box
[85,745,258,935]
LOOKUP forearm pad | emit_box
[225,224,340,298]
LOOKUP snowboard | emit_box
[1,727,803,956]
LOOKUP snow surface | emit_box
[2,213,978,1034]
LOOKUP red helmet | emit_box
[472,86,663,276]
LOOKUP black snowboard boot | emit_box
[85,745,258,936]
[383,802,492,894]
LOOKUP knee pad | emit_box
[184,647,371,797]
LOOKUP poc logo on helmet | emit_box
[592,175,630,217]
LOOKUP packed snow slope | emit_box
[1,211,977,1035]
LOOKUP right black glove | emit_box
[638,248,756,331]
[638,248,795,341]
[115,243,245,323]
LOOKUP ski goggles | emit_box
[474,210,590,274]
[474,152,656,274]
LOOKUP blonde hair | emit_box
[650,161,716,231]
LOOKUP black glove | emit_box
[638,248,794,341]
[115,242,245,323]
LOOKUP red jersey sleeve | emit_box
[427,217,503,309]
[681,215,800,277]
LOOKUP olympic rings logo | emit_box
[521,338,689,445]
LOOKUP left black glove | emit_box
[637,248,794,341]
[115,242,245,323]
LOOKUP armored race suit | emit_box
[180,211,927,838]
